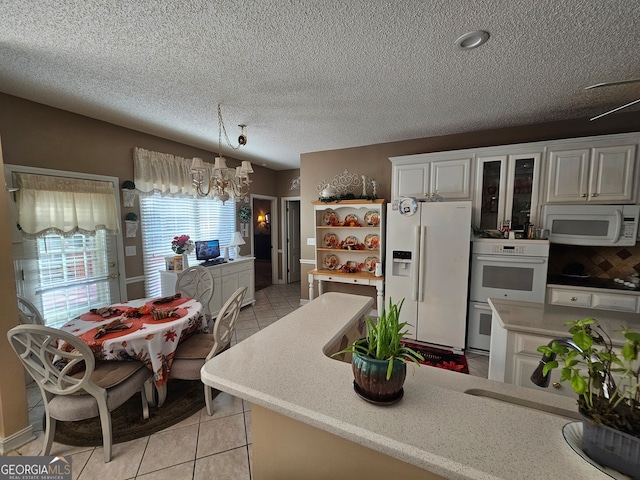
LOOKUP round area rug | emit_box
[54,379,216,446]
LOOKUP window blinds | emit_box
[139,194,236,297]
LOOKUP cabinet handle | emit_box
[591,193,598,197]
[552,382,561,389]
[570,297,577,301]
[581,193,588,197]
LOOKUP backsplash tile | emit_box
[548,244,640,280]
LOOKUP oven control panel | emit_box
[491,244,526,255]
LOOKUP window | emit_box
[16,231,116,328]
[140,194,236,297]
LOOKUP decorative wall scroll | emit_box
[316,170,379,202]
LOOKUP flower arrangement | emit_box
[171,235,194,254]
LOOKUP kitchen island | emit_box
[488,298,640,395]
[201,293,618,480]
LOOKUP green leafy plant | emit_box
[538,318,640,437]
[333,298,424,380]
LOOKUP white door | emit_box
[286,200,301,283]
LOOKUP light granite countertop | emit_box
[488,298,640,345]
[201,292,617,480]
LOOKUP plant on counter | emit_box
[332,298,423,405]
[536,318,639,477]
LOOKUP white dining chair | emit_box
[7,324,153,462]
[169,286,247,415]
[17,295,45,325]
[175,266,215,322]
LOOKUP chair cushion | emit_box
[49,367,152,421]
[173,334,215,359]
[90,361,147,389]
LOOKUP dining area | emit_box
[6,265,249,466]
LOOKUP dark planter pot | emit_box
[352,351,406,405]
[581,413,640,479]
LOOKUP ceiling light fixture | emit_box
[191,104,253,204]
[454,30,490,50]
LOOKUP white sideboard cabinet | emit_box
[160,256,255,318]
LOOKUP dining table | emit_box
[60,294,207,407]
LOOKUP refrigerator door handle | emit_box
[418,225,427,302]
[412,225,421,301]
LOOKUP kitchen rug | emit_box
[53,379,216,446]
[400,340,469,374]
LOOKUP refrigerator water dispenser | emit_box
[391,250,412,277]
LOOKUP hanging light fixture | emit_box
[191,104,253,204]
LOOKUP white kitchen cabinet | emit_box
[159,256,255,318]
[547,285,639,313]
[391,155,472,200]
[474,152,542,230]
[545,144,636,203]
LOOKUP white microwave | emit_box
[541,204,640,246]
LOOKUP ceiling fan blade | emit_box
[590,97,640,121]
[585,78,640,90]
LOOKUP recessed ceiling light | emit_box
[454,30,490,50]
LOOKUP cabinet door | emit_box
[429,158,472,200]
[221,273,239,305]
[474,156,506,230]
[238,266,255,305]
[589,145,636,203]
[395,164,429,198]
[504,154,539,230]
[209,277,223,318]
[512,355,578,398]
[545,149,590,203]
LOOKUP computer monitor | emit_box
[195,239,220,261]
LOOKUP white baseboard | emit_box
[0,425,36,455]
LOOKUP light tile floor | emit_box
[9,283,490,480]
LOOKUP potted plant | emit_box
[333,298,423,405]
[536,318,639,477]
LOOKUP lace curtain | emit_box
[134,147,207,197]
[15,173,119,238]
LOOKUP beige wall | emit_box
[300,111,640,302]
[0,93,297,296]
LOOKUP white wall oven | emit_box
[467,239,550,351]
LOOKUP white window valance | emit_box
[15,173,119,238]
[134,147,201,197]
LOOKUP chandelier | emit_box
[191,104,253,204]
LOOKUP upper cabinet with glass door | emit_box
[474,153,542,231]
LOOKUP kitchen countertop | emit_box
[201,293,619,480]
[488,298,640,344]
[547,274,640,295]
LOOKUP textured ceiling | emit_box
[1,1,639,170]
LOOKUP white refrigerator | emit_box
[385,200,472,353]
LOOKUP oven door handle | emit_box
[475,256,547,264]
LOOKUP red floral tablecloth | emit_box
[61,296,207,387]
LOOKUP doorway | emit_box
[251,194,278,291]
[282,197,301,284]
